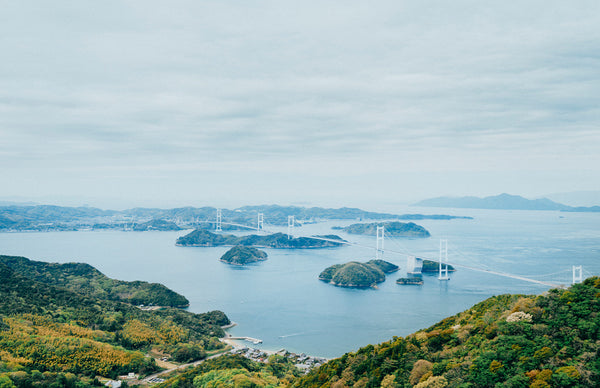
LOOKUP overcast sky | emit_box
[1,1,599,209]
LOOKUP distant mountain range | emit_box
[414,193,600,212]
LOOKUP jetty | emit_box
[228,336,263,344]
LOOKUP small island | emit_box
[422,259,456,272]
[333,221,430,238]
[220,245,268,265]
[396,275,424,285]
[176,229,345,249]
[319,260,399,288]
[132,218,182,231]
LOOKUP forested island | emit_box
[396,275,424,285]
[0,255,229,386]
[333,221,431,238]
[319,260,399,288]
[132,218,182,231]
[176,229,345,248]
[220,246,268,265]
[422,259,456,272]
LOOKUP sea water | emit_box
[1,206,599,358]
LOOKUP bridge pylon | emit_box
[376,226,384,259]
[216,209,222,232]
[257,213,264,231]
[572,265,583,285]
[438,239,449,281]
[287,216,294,239]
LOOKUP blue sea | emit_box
[1,206,599,358]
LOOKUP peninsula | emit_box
[0,255,229,385]
[0,255,190,307]
[220,246,268,265]
[333,221,431,238]
[176,229,345,248]
[319,259,399,288]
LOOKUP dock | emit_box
[228,336,263,344]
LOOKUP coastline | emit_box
[220,325,329,361]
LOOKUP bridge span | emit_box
[195,211,587,288]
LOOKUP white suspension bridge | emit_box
[192,209,592,289]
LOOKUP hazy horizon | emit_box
[2,1,599,209]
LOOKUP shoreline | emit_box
[220,325,330,361]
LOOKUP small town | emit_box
[231,347,327,373]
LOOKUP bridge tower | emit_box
[438,239,449,281]
[287,216,294,239]
[572,265,583,285]
[257,213,264,231]
[216,209,222,232]
[376,226,384,259]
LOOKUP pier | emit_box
[228,336,263,344]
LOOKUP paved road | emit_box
[142,352,229,383]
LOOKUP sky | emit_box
[1,1,599,209]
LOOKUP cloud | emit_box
[0,1,599,204]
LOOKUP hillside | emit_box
[0,255,229,386]
[296,277,600,387]
[176,230,345,248]
[334,221,431,238]
[3,254,598,387]
[0,255,189,307]
[220,246,268,265]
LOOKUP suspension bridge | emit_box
[193,209,593,288]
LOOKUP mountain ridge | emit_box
[414,193,600,212]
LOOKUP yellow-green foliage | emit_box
[121,319,157,347]
[4,314,110,342]
[297,277,600,387]
[0,314,152,377]
[192,368,280,388]
[157,354,300,388]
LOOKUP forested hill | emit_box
[0,255,189,307]
[296,277,600,387]
[0,255,230,387]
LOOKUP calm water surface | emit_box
[1,207,599,358]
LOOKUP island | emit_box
[396,275,424,285]
[132,218,182,231]
[422,259,455,272]
[318,259,399,288]
[219,245,268,265]
[333,221,431,238]
[176,229,346,248]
